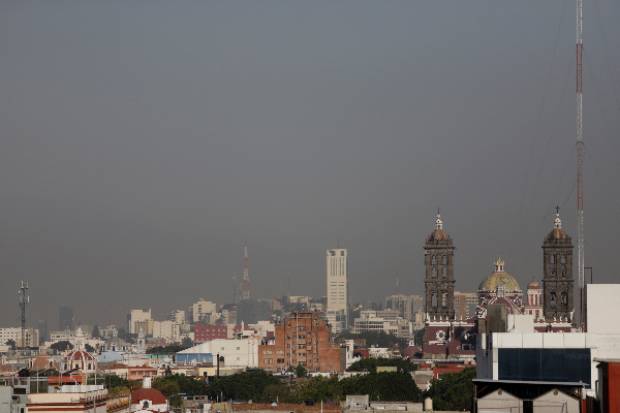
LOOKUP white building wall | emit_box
[247,321,274,339]
[326,249,347,313]
[152,321,181,343]
[587,284,620,334]
[129,309,152,335]
[27,386,107,413]
[478,389,522,413]
[533,389,579,413]
[170,310,186,324]
[0,327,39,347]
[191,300,217,323]
[326,248,348,334]
[479,331,620,397]
[179,338,259,368]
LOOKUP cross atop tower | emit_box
[554,206,562,229]
[435,210,443,230]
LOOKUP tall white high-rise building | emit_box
[326,248,348,333]
[128,308,152,335]
[191,299,217,323]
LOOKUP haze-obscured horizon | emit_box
[1,0,619,326]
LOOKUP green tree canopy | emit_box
[50,341,74,353]
[340,372,422,401]
[347,358,416,374]
[147,344,187,354]
[88,374,130,390]
[295,363,308,378]
[426,368,475,411]
[205,369,422,403]
[181,337,193,348]
[153,374,207,407]
[207,369,280,402]
[291,377,341,403]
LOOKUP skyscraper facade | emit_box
[326,248,347,333]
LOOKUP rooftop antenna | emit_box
[18,281,29,350]
[576,0,585,329]
[240,243,251,301]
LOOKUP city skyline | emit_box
[0,211,590,327]
[1,1,619,325]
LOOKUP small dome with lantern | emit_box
[544,208,572,243]
[425,212,453,244]
[479,258,521,293]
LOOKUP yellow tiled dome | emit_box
[478,258,521,292]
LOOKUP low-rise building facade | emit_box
[258,311,343,373]
[176,338,259,368]
[193,324,228,343]
[0,327,39,347]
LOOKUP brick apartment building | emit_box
[258,311,343,373]
[193,323,228,343]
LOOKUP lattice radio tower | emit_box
[18,280,29,350]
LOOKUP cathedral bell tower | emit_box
[424,212,455,321]
[542,208,574,322]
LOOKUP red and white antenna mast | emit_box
[240,243,251,301]
[243,244,250,282]
[576,0,585,327]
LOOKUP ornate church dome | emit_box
[544,208,572,243]
[63,349,97,373]
[426,212,451,243]
[479,258,521,292]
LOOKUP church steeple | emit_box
[424,210,455,321]
[543,206,574,322]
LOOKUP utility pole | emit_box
[18,281,29,351]
[575,0,585,329]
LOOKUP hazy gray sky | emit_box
[1,1,619,327]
